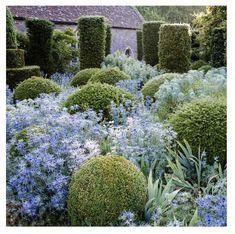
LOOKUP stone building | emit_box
[9,6,144,57]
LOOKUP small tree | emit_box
[26,18,54,75]
[6,7,17,49]
[105,25,111,56]
[159,24,191,73]
[142,21,165,66]
[78,16,106,70]
[136,29,143,61]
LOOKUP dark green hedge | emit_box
[136,29,143,61]
[211,27,226,67]
[6,65,40,89]
[68,155,147,226]
[159,24,191,73]
[7,49,25,68]
[26,18,54,75]
[191,30,200,61]
[142,21,165,66]
[105,25,111,56]
[6,7,17,49]
[78,16,106,70]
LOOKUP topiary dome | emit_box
[67,155,147,226]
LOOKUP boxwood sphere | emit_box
[89,68,130,85]
[141,73,178,99]
[13,76,61,101]
[64,83,134,118]
[70,68,100,87]
[67,155,147,226]
[169,97,226,166]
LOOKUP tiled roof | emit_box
[9,6,144,29]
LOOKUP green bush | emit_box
[105,25,111,56]
[26,18,54,75]
[142,21,165,66]
[7,49,25,68]
[70,68,100,87]
[198,65,212,73]
[211,27,226,67]
[191,30,200,61]
[169,97,226,166]
[159,24,191,73]
[190,59,208,70]
[78,16,106,70]
[13,76,61,101]
[6,7,17,49]
[16,31,30,64]
[141,73,178,99]
[89,68,130,85]
[6,65,40,89]
[136,29,143,61]
[67,155,147,226]
[63,83,134,118]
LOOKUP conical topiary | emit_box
[6,7,17,49]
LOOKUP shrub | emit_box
[198,65,212,73]
[102,51,159,84]
[89,68,130,85]
[16,31,30,64]
[211,27,226,67]
[141,73,178,99]
[190,60,208,70]
[6,65,40,89]
[64,83,134,118]
[136,29,143,61]
[142,21,165,66]
[169,97,226,166]
[70,68,100,87]
[26,18,54,74]
[6,7,17,49]
[159,24,191,73]
[154,68,227,120]
[6,49,25,68]
[105,25,111,56]
[13,76,61,101]
[67,155,147,226]
[191,30,200,61]
[78,16,106,70]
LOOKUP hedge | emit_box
[136,29,143,61]
[7,49,25,68]
[78,16,106,70]
[6,7,17,49]
[159,24,191,73]
[169,97,227,167]
[13,76,61,101]
[67,155,147,226]
[6,65,40,89]
[211,27,226,68]
[105,25,111,56]
[26,18,54,75]
[70,68,101,87]
[142,21,165,66]
[191,30,200,61]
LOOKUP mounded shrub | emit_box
[169,97,226,166]
[63,83,134,118]
[26,18,54,74]
[70,68,100,87]
[67,155,147,226]
[6,7,17,49]
[142,21,165,66]
[6,49,25,68]
[190,59,208,70]
[211,27,226,67]
[105,25,111,56]
[89,68,130,85]
[198,65,212,73]
[136,29,143,61]
[78,16,106,70]
[6,65,40,89]
[13,76,61,101]
[141,73,178,99]
[159,24,191,73]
